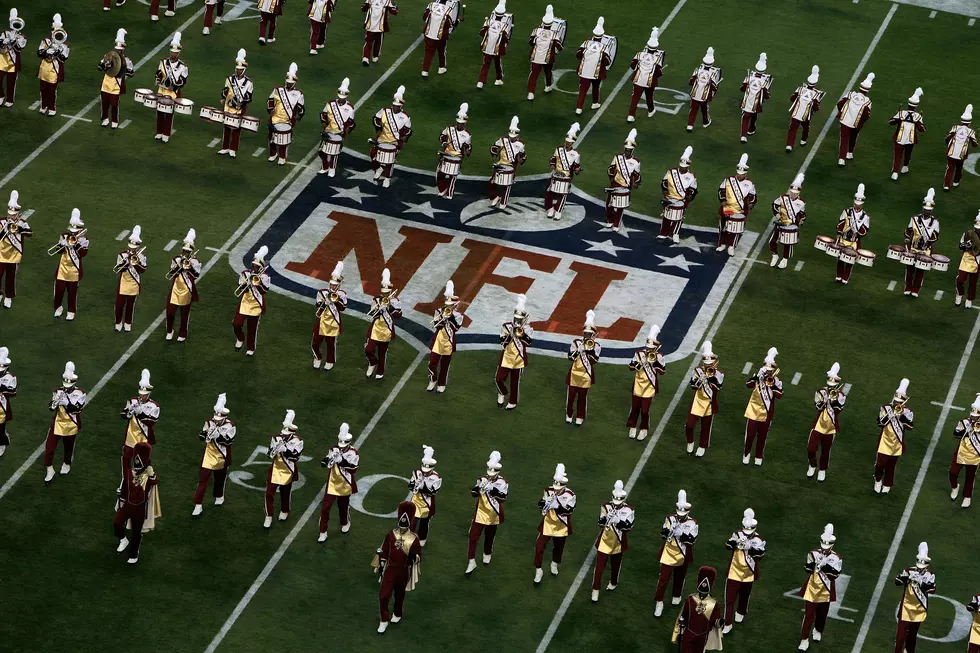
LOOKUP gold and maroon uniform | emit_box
[153,34,188,142]
[574,21,613,113]
[836,73,873,164]
[672,566,724,653]
[421,0,460,76]
[533,465,576,582]
[626,327,666,441]
[0,10,27,106]
[874,379,914,494]
[54,212,93,312]
[627,30,665,121]
[526,7,563,98]
[723,510,766,632]
[738,54,772,141]
[318,79,356,176]
[312,262,348,370]
[544,124,582,219]
[655,491,698,613]
[113,226,147,332]
[495,294,531,409]
[956,218,980,308]
[37,15,69,115]
[98,30,134,128]
[889,88,926,177]
[362,0,399,64]
[949,399,980,508]
[113,442,160,564]
[944,105,978,191]
[408,445,442,543]
[769,175,807,267]
[807,364,847,481]
[786,66,823,151]
[902,192,940,297]
[165,229,200,342]
[476,4,511,87]
[489,116,526,209]
[308,0,337,53]
[658,148,698,241]
[257,0,284,43]
[894,545,936,653]
[565,312,600,425]
[590,481,634,602]
[266,65,306,164]
[217,50,254,156]
[43,362,86,481]
[717,155,757,254]
[605,131,641,232]
[192,394,236,514]
[687,49,721,130]
[0,348,15,456]
[798,524,842,650]
[835,186,870,284]
[264,410,303,526]
[376,502,422,633]
[435,106,472,199]
[967,593,980,653]
[119,370,160,471]
[365,268,401,379]
[0,191,32,306]
[234,246,271,356]
[428,281,463,392]
[318,423,359,539]
[686,342,724,456]
[465,451,508,574]
[743,349,783,465]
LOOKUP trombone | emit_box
[166,249,198,280]
[235,265,268,297]
[113,246,146,274]
[47,229,86,256]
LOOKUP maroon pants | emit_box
[467,521,498,559]
[102,0,126,7]
[411,516,431,540]
[427,352,452,387]
[892,143,914,174]
[363,31,383,60]
[43,432,76,466]
[436,171,459,198]
[39,81,59,112]
[740,112,759,137]
[0,70,16,104]
[233,313,260,351]
[379,567,408,621]
[957,270,978,301]
[311,332,337,364]
[114,293,138,326]
[904,265,926,294]
[203,1,225,29]
[968,643,980,653]
[489,180,513,207]
[155,110,174,137]
[606,205,624,229]
[320,151,342,173]
[949,454,977,499]
[944,157,965,188]
[628,84,656,117]
[364,338,390,377]
[807,431,835,471]
[259,12,278,40]
[626,394,653,430]
[422,37,447,72]
[655,562,689,601]
[165,303,191,338]
[592,551,624,589]
[576,77,601,110]
[838,124,860,158]
[478,54,504,83]
[527,62,554,93]
[660,214,684,237]
[743,419,771,459]
[768,230,792,259]
[149,0,176,16]
[267,124,290,160]
[566,385,590,421]
[221,126,243,152]
[193,465,229,504]
[264,479,292,516]
[494,366,521,405]
[100,92,120,123]
[801,600,830,639]
[787,118,811,147]
[310,20,328,51]
[685,413,713,448]
[544,190,568,213]
[836,260,855,282]
[0,262,17,298]
[319,493,350,533]
[874,453,900,488]
[724,578,754,625]
[687,100,711,127]
[113,502,147,559]
[895,620,921,653]
[0,422,9,447]
[533,533,567,567]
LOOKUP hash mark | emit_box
[119,120,131,129]
[934,290,944,300]
[742,361,753,375]
[887,280,897,291]
[116,230,130,241]
[253,148,264,157]
[29,101,40,111]
[928,10,936,18]
[207,138,221,148]
[791,372,802,385]
[164,240,178,251]
[843,383,853,395]
[970,18,976,26]
[931,400,966,411]
[794,260,805,271]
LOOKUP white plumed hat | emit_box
[742,508,757,530]
[183,228,196,246]
[854,184,866,203]
[494,0,506,14]
[129,225,142,245]
[0,347,10,367]
[566,122,581,142]
[381,267,392,289]
[916,541,930,563]
[962,104,973,122]
[253,245,268,264]
[702,47,715,65]
[213,393,229,415]
[139,368,152,389]
[542,4,554,24]
[647,27,660,48]
[69,208,83,228]
[859,72,874,90]
[625,128,638,149]
[115,28,127,47]
[908,86,923,105]
[282,409,297,430]
[894,378,910,401]
[807,65,820,85]
[764,347,778,367]
[923,187,936,209]
[676,489,692,512]
[971,393,980,414]
[827,362,841,381]
[393,85,406,105]
[330,261,344,282]
[444,280,456,300]
[286,62,298,82]
[235,48,248,68]
[457,102,469,122]
[584,309,596,331]
[755,52,767,72]
[553,463,567,483]
[52,13,63,29]
[63,361,77,381]
[7,190,19,211]
[647,324,661,344]
[421,445,436,466]
[790,173,805,191]
[514,293,527,315]
[736,153,750,172]
[592,17,605,37]
[487,450,502,470]
[680,146,693,166]
[170,31,182,52]
[701,340,715,360]
[338,77,350,96]
[338,422,352,442]
[509,115,520,133]
[612,479,627,499]
[821,523,836,545]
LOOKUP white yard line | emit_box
[0,7,206,192]
[852,312,980,652]
[534,6,898,651]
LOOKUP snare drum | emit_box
[492,164,516,187]
[175,98,194,116]
[134,88,155,105]
[724,214,746,234]
[930,254,950,272]
[156,96,175,114]
[825,243,841,258]
[241,116,260,133]
[856,249,876,267]
[321,132,344,156]
[373,142,398,165]
[200,106,225,124]
[223,113,243,130]
[886,244,906,261]
[438,154,462,177]
[814,235,834,252]
[914,253,934,270]
[838,247,857,265]
[777,224,800,245]
[271,122,292,145]
[662,199,685,222]
[606,188,631,209]
[143,93,159,110]
[548,176,571,195]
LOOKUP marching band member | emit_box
[894,542,936,653]
[371,85,412,187]
[153,32,187,143]
[565,310,600,426]
[149,0,177,21]
[408,445,442,544]
[317,78,356,177]
[968,593,980,653]
[98,29,134,129]
[626,28,665,123]
[723,509,766,634]
[495,294,532,409]
[0,9,27,107]
[428,281,462,392]
[165,229,201,342]
[192,393,236,516]
[786,66,822,152]
[738,53,771,143]
[476,1,511,89]
[263,409,303,528]
[797,524,842,651]
[686,341,723,457]
[945,104,978,191]
[308,0,336,55]
[489,116,526,209]
[672,566,724,653]
[318,422,359,542]
[365,268,401,379]
[119,369,160,475]
[421,0,459,77]
[43,361,86,483]
[590,480,634,603]
[770,173,807,269]
[627,324,665,441]
[836,72,874,166]
[376,502,422,634]
[312,261,347,370]
[218,49,254,158]
[743,347,783,466]
[52,209,87,320]
[889,87,926,180]
[654,490,699,617]
[0,347,15,457]
[534,463,576,584]
[362,0,399,65]
[257,0,283,45]
[716,153,757,256]
[659,147,697,242]
[466,450,509,575]
[113,225,147,332]
[956,211,980,308]
[574,17,613,115]
[37,14,69,116]
[526,5,561,100]
[267,63,305,165]
[807,363,846,482]
[687,47,721,131]
[874,378,914,494]
[0,191,32,308]
[113,442,159,565]
[234,246,270,356]
[949,395,980,508]
[902,188,940,297]
[544,122,582,220]
[605,129,641,232]
[835,184,870,284]
[436,104,472,199]
[202,0,226,36]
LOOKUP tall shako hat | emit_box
[235,48,248,69]
[337,422,352,443]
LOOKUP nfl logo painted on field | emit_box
[234,154,755,362]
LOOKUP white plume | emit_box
[139,368,151,387]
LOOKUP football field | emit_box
[1,0,979,651]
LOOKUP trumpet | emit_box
[584,338,596,350]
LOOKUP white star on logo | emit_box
[592,220,642,238]
[416,183,455,197]
[655,253,703,272]
[582,239,631,257]
[345,169,381,182]
[402,200,449,219]
[672,235,712,253]
[331,185,376,205]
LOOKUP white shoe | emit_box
[874,480,883,494]
[117,537,129,553]
[313,359,322,369]
[686,442,695,454]
[427,380,437,391]
[671,596,682,606]
[66,312,75,321]
[0,445,5,457]
[754,458,763,467]
[837,158,845,167]
[483,554,492,565]
[695,447,705,458]
[124,323,132,332]
[845,152,854,160]
[550,562,559,576]
[770,254,779,268]
[263,516,273,528]
[807,466,816,478]
[362,57,369,65]
[967,300,974,309]
[628,428,637,439]
[955,294,963,306]
[546,208,555,218]
[490,197,500,208]
[715,245,726,252]
[575,418,584,426]
[565,416,573,424]
[637,429,648,441]
[627,115,635,123]
[687,125,694,132]
[735,612,745,623]
[420,538,427,546]
[203,27,210,35]
[812,630,822,642]
[740,136,748,143]
[371,57,378,62]
[799,639,810,651]
[654,601,664,617]
[54,306,64,318]
[882,485,891,494]
[590,102,601,110]
[527,93,534,101]
[963,498,972,508]
[891,172,899,181]
[278,511,288,521]
[575,108,583,115]
[465,559,477,575]
[151,14,160,21]
[951,486,960,501]
[777,258,788,269]
[438,67,447,75]
[900,166,909,174]
[192,504,203,517]
[318,532,328,543]
[166,332,174,341]
[390,615,401,624]
[229,151,236,158]
[245,350,255,357]
[382,178,390,188]
[437,386,446,393]
[111,122,119,129]
[1,297,10,308]
[545,85,553,93]
[215,16,222,24]
[114,323,123,332]
[377,621,389,634]
[476,81,484,89]
[727,246,735,256]
[723,624,733,635]
[366,364,377,378]
[672,234,680,244]
[421,70,428,77]
[45,466,56,483]
[786,146,793,152]
[742,454,751,465]
[341,522,351,533]
[214,497,224,506]
[534,568,543,584]
[554,212,562,221]
[591,589,600,603]
[327,168,335,177]
[60,464,71,475]
[497,393,506,406]
[373,167,384,180]
[494,79,504,86]
[164,9,175,16]
[817,470,826,482]
[235,340,244,350]
[268,154,278,162]
[648,110,656,118]
[278,158,286,166]
[218,148,230,156]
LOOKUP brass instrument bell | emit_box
[584,338,595,350]
[10,16,25,31]
[52,28,68,45]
